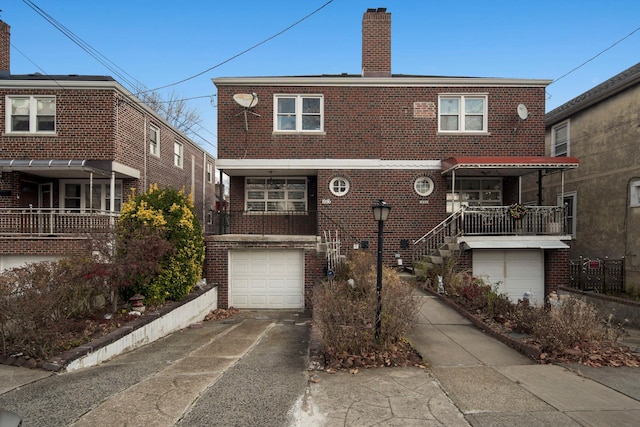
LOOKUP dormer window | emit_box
[6,96,56,134]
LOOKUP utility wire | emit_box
[139,0,335,94]
[551,25,640,85]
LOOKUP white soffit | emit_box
[216,159,441,175]
[462,239,569,250]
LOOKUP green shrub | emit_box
[117,185,204,304]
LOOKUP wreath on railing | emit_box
[508,203,527,220]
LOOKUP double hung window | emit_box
[439,95,487,133]
[174,141,184,168]
[149,125,160,157]
[245,177,307,212]
[551,121,569,156]
[6,95,56,133]
[274,95,323,132]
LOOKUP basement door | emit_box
[472,249,544,306]
[229,249,304,309]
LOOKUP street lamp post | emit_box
[372,199,391,342]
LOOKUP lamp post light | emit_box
[372,199,391,342]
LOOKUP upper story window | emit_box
[207,162,213,183]
[274,94,323,132]
[6,95,56,134]
[174,141,184,168]
[438,95,487,133]
[551,121,569,156]
[630,179,640,208]
[149,125,160,157]
[245,177,307,212]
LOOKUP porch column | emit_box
[110,171,116,226]
[451,170,456,211]
[89,172,94,213]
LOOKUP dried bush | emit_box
[508,295,622,356]
[312,252,419,358]
[0,258,110,358]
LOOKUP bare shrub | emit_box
[511,296,613,356]
[312,252,419,358]
[0,258,109,358]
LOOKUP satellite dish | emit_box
[517,103,529,120]
[233,93,258,109]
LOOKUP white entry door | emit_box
[229,250,304,309]
[472,249,544,305]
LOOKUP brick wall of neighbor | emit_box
[546,248,571,294]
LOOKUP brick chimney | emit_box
[0,20,10,77]
[362,8,391,77]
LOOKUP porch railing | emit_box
[0,208,118,236]
[217,210,318,236]
[461,205,567,236]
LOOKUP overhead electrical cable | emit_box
[139,0,335,94]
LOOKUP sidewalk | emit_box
[301,291,640,426]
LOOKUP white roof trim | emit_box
[212,76,552,88]
[216,159,441,171]
[460,238,569,250]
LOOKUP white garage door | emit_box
[229,250,304,309]
[472,249,544,305]
[0,255,61,272]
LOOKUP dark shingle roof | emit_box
[2,73,115,82]
[546,62,640,124]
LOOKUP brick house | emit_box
[208,8,579,309]
[0,19,217,270]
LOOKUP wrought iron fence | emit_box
[0,208,118,236]
[569,256,625,293]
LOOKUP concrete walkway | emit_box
[409,293,640,426]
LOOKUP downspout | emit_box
[143,116,147,191]
[202,152,207,233]
[538,170,543,205]
[518,176,522,204]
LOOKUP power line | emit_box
[139,0,335,94]
[551,25,640,85]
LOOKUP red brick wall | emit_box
[546,247,570,296]
[216,85,546,160]
[362,9,391,77]
[0,20,10,73]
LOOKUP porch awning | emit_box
[441,156,580,176]
[0,159,140,179]
[461,239,569,250]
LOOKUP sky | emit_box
[4,0,640,157]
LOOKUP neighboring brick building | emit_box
[209,8,579,309]
[0,19,216,269]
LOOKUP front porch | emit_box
[0,208,118,236]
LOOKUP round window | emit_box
[414,177,434,197]
[329,177,350,196]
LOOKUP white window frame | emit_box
[245,177,307,212]
[630,179,640,207]
[60,179,123,212]
[207,163,213,184]
[558,192,576,238]
[329,177,350,196]
[551,120,569,157]
[438,94,487,133]
[6,95,56,134]
[149,125,160,157]
[414,177,434,197]
[273,94,324,133]
[174,141,184,168]
[446,178,502,212]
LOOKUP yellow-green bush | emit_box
[117,185,204,304]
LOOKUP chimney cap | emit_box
[366,7,387,13]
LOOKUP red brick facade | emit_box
[210,8,570,307]
[0,20,216,264]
